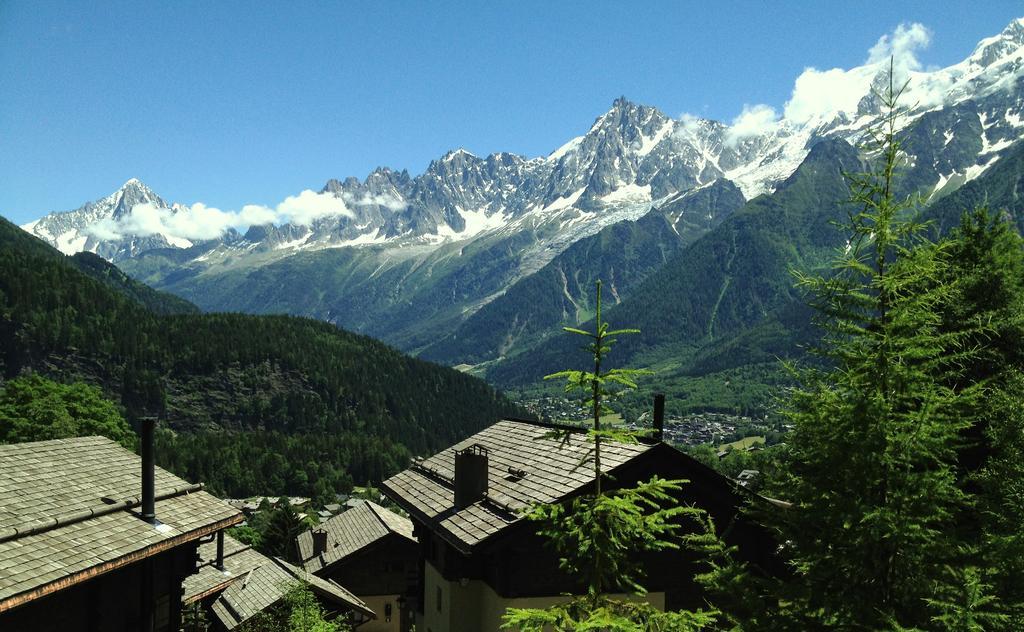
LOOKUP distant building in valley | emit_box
[380,418,782,632]
[296,500,419,632]
[0,426,242,632]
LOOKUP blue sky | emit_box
[2,1,1022,224]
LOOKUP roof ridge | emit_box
[364,500,392,534]
[0,482,203,544]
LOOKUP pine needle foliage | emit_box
[503,280,720,631]
[778,63,982,628]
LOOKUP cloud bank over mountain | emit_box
[84,189,407,242]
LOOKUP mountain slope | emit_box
[69,251,200,315]
[487,138,863,386]
[0,215,522,495]
[420,179,746,365]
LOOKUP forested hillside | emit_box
[70,251,200,315]
[0,217,523,497]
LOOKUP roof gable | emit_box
[297,500,416,573]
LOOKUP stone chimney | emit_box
[454,444,489,509]
[312,527,329,556]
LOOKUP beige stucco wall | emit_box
[419,560,665,632]
[356,594,402,632]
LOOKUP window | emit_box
[436,586,442,612]
[155,594,170,632]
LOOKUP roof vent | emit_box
[505,466,528,482]
[454,444,489,510]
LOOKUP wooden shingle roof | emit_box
[381,419,651,553]
[183,534,268,604]
[209,556,374,630]
[296,500,416,573]
[0,436,242,613]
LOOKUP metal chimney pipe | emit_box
[141,417,156,523]
[215,529,226,571]
[653,393,665,443]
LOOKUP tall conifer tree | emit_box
[778,64,980,628]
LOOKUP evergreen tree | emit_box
[258,502,311,562]
[0,374,135,449]
[503,280,720,631]
[935,210,1024,624]
[775,65,981,628]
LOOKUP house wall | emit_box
[0,543,197,632]
[419,560,665,632]
[357,594,403,632]
[320,536,418,597]
[315,535,418,632]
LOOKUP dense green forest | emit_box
[0,217,523,496]
[69,250,200,315]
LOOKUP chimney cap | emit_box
[456,443,489,457]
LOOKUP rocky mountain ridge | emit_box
[18,18,1024,366]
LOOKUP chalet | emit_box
[0,420,242,632]
[184,533,375,630]
[297,500,419,632]
[381,416,781,632]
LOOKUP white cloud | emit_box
[275,190,354,226]
[784,67,872,124]
[341,191,407,212]
[771,22,935,126]
[724,104,780,147]
[675,112,704,136]
[85,190,362,243]
[866,22,931,71]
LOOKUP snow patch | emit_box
[600,183,652,204]
[274,232,313,250]
[328,228,387,248]
[637,120,674,157]
[548,136,583,161]
[966,156,1000,181]
[981,135,1015,154]
[164,234,193,249]
[539,188,586,214]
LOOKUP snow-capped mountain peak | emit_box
[21,177,186,258]
[22,18,1024,270]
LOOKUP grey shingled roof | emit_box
[183,534,269,604]
[296,500,416,573]
[0,436,242,612]
[210,556,374,629]
[381,419,651,553]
